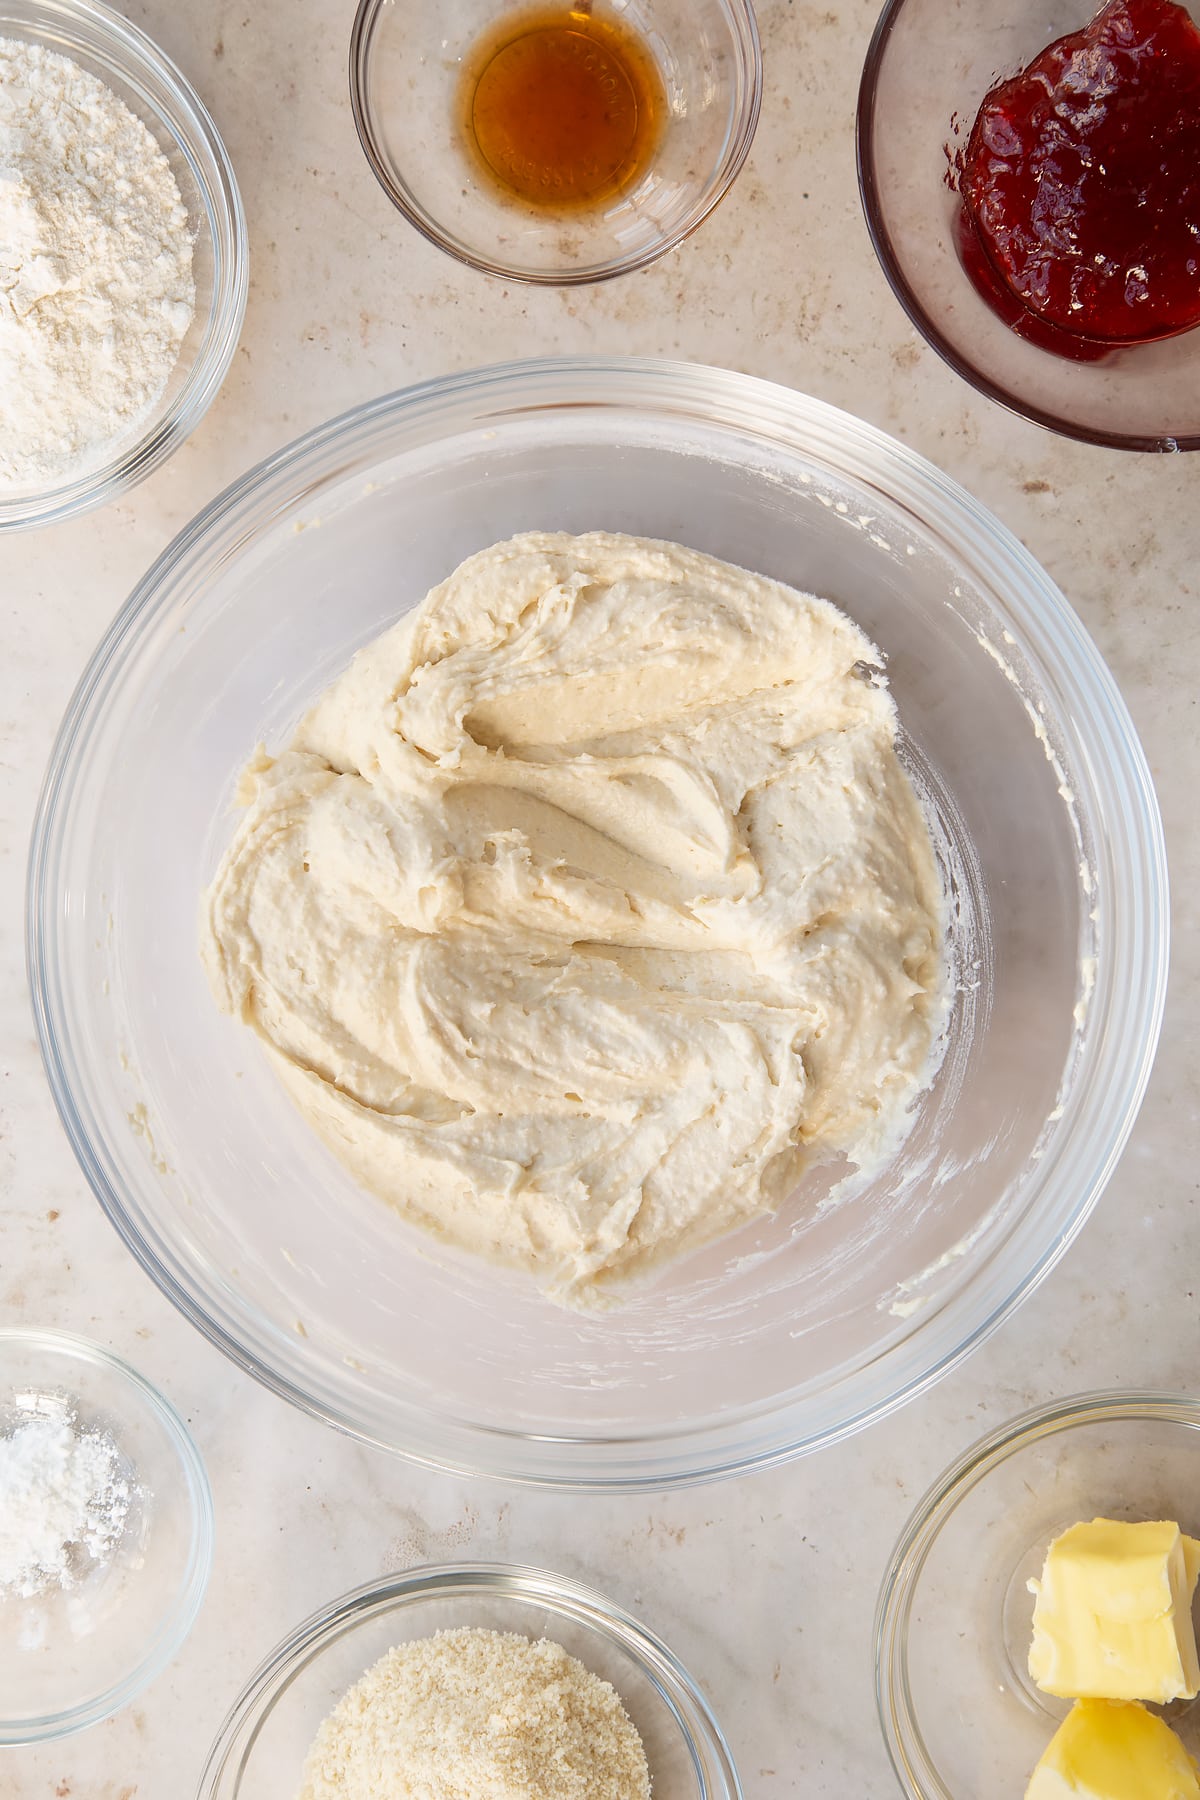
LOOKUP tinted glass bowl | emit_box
[857,0,1200,450]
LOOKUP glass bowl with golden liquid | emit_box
[349,0,762,283]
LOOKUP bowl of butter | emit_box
[877,1392,1200,1799]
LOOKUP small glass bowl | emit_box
[876,1392,1200,1799]
[0,1328,214,1744]
[198,1562,742,1799]
[857,0,1200,451]
[349,0,762,284]
[0,0,248,531]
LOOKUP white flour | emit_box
[0,1399,133,1598]
[0,37,195,490]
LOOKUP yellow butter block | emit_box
[1029,1519,1200,1702]
[1025,1699,1200,1799]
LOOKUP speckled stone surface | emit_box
[2,0,1198,1794]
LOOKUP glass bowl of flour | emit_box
[28,358,1167,1488]
[199,1563,740,1800]
[0,1328,214,1743]
[0,0,246,532]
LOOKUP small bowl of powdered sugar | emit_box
[0,0,246,531]
[0,1327,214,1744]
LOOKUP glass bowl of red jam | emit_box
[857,0,1200,450]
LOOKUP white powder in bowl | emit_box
[299,1627,652,1800]
[0,36,195,491]
[0,1400,133,1598]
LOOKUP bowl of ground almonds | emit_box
[197,1562,741,1800]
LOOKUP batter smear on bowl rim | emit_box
[201,532,946,1307]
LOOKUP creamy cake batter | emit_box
[201,532,945,1306]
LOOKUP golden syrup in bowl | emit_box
[460,5,665,211]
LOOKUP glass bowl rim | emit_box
[874,1389,1200,1799]
[347,0,763,285]
[195,1559,743,1800]
[855,0,1200,455]
[0,1324,215,1745]
[25,353,1169,1491]
[0,0,249,532]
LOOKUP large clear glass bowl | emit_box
[197,1563,740,1800]
[0,0,247,531]
[349,0,761,283]
[875,1393,1200,1798]
[27,357,1167,1489]
[857,0,1200,451]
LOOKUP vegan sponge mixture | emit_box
[201,531,945,1305]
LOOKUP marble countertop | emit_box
[3,0,1198,1793]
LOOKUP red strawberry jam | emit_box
[960,0,1200,348]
